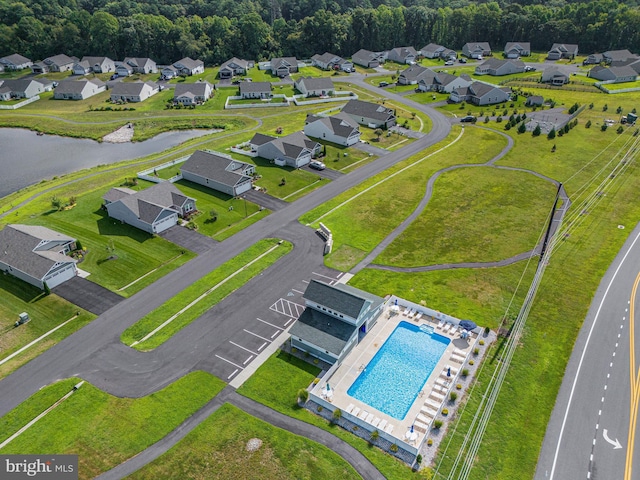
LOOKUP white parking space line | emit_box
[258,342,268,352]
[270,298,305,318]
[312,271,338,281]
[228,369,239,379]
[302,280,309,284]
[292,288,304,294]
[284,318,294,327]
[230,341,258,355]
[271,331,279,339]
[257,317,284,330]
[243,355,253,365]
[337,272,344,278]
[215,354,244,370]
[244,329,272,343]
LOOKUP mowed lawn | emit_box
[237,351,416,480]
[128,403,360,480]
[0,372,225,480]
[0,275,95,379]
[376,167,556,266]
[10,188,195,296]
[301,126,507,271]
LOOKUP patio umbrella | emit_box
[326,383,330,391]
[447,367,451,377]
[395,299,398,306]
[410,424,414,433]
[459,319,477,331]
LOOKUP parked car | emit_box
[458,58,467,63]
[310,160,326,170]
[460,115,476,123]
[379,81,389,87]
[524,66,536,72]
[444,60,455,66]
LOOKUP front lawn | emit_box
[0,275,95,379]
[0,372,225,480]
[128,403,361,480]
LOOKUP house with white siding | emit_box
[304,113,360,147]
[250,131,321,168]
[54,79,106,100]
[110,81,159,103]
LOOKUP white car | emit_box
[310,160,326,170]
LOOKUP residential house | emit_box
[173,81,213,105]
[417,72,473,93]
[103,182,196,234]
[440,49,458,61]
[0,84,11,101]
[541,66,571,85]
[311,52,353,72]
[270,57,298,77]
[387,46,418,65]
[584,53,604,65]
[603,50,637,65]
[289,279,384,364]
[547,44,579,60]
[161,65,179,79]
[475,58,525,76]
[450,81,511,106]
[525,95,544,107]
[219,58,253,79]
[0,224,77,289]
[294,77,334,97]
[173,57,205,76]
[0,79,49,99]
[304,113,361,147]
[116,57,157,77]
[180,150,254,196]
[110,81,159,103]
[341,99,396,129]
[398,65,430,85]
[462,42,492,59]
[420,43,446,59]
[53,79,106,100]
[73,56,116,74]
[31,54,76,74]
[239,82,271,99]
[588,65,638,83]
[0,53,32,70]
[503,42,531,58]
[250,131,321,168]
[351,49,387,69]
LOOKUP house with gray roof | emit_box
[311,52,353,72]
[603,50,637,64]
[475,58,525,76]
[294,77,334,97]
[0,79,50,99]
[525,95,544,107]
[289,279,384,364]
[541,65,571,85]
[547,43,579,60]
[239,81,271,99]
[116,57,157,77]
[161,65,179,79]
[31,54,76,74]
[341,99,396,129]
[387,46,418,65]
[584,53,604,65]
[420,43,446,59]
[462,42,492,59]
[398,65,431,85]
[304,112,360,147]
[0,224,77,289]
[73,56,116,75]
[180,150,254,196]
[219,58,253,79]
[54,79,106,100]
[351,49,387,69]
[250,131,321,168]
[173,81,213,106]
[270,57,298,77]
[0,53,32,70]
[110,81,159,103]
[103,182,195,234]
[417,71,473,93]
[173,57,205,76]
[503,42,530,58]
[450,81,511,106]
[588,65,638,83]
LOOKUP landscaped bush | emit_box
[473,348,479,355]
[370,430,379,442]
[450,392,458,402]
[433,420,443,429]
[332,408,342,422]
[461,368,469,377]
[469,360,475,366]
[479,339,485,345]
[427,439,433,446]
[442,408,449,416]
[601,124,608,131]
[586,120,592,128]
[456,384,462,390]
[390,444,398,452]
[297,388,309,403]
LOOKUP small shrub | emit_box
[291,347,297,353]
[484,116,490,123]
[450,392,458,402]
[601,124,608,131]
[390,444,398,452]
[427,438,433,446]
[496,116,502,123]
[456,383,462,390]
[43,281,51,295]
[317,405,323,412]
[479,339,485,345]
[603,104,608,111]
[547,128,556,140]
[417,454,423,464]
[442,408,449,416]
[473,348,479,355]
[51,195,62,211]
[313,378,320,384]
[433,420,443,429]
[469,360,475,366]
[371,430,380,442]
[617,125,624,134]
[313,358,319,364]
[518,122,526,134]
[461,368,469,377]
[617,106,623,114]
[332,409,342,422]
[589,102,594,109]
[585,120,592,128]
[484,326,490,335]
[298,388,309,403]
[532,124,541,136]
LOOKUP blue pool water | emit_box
[347,321,450,420]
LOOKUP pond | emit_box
[0,128,218,199]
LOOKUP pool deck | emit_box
[310,302,477,451]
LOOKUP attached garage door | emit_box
[235,181,252,196]
[153,214,177,233]
[44,264,77,289]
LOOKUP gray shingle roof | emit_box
[181,150,253,188]
[55,78,104,95]
[295,76,333,91]
[306,112,359,138]
[174,57,204,70]
[0,224,75,279]
[342,99,395,123]
[103,187,136,203]
[504,42,530,52]
[0,53,31,65]
[220,57,250,70]
[400,64,429,82]
[303,279,373,319]
[289,307,357,356]
[250,133,275,146]
[421,43,444,54]
[44,54,75,67]
[0,78,44,93]
[259,131,319,160]
[174,81,211,97]
[240,82,271,94]
[111,81,157,96]
[104,182,193,223]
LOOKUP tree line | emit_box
[1,0,639,65]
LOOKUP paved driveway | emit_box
[53,276,124,315]
[243,190,288,211]
[159,225,216,254]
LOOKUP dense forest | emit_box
[1,0,639,65]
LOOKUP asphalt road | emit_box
[0,81,452,417]
[535,221,640,480]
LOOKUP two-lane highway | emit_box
[536,222,640,480]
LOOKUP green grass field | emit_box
[0,372,225,479]
[128,403,361,480]
[237,351,419,480]
[121,239,291,350]
[0,275,95,379]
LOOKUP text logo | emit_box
[0,455,78,479]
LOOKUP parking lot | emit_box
[202,269,346,381]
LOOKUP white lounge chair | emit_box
[442,323,452,333]
[366,413,374,423]
[385,424,394,434]
[454,348,467,356]
[379,419,388,430]
[352,407,360,417]
[437,320,444,329]
[450,353,465,364]
[359,410,369,420]
[430,391,445,401]
[415,312,422,321]
[346,403,355,414]
[372,417,380,427]
[425,398,441,409]
[417,413,432,424]
[421,405,438,417]
[449,325,458,336]
[413,421,428,433]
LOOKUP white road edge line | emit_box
[215,354,244,370]
[548,226,640,480]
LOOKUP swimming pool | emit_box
[347,321,450,420]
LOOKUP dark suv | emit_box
[460,115,476,123]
